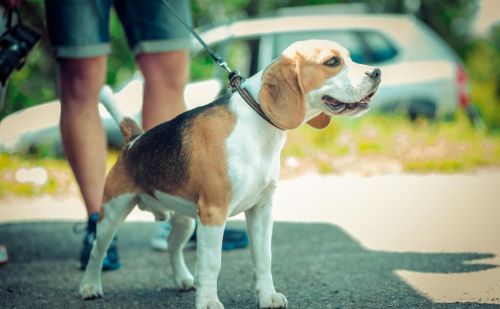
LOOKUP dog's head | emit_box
[259,39,381,129]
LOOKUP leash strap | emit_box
[160,0,231,73]
[161,0,284,130]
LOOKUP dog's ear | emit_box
[307,113,331,129]
[259,56,305,130]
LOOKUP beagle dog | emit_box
[79,39,381,309]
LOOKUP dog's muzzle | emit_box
[322,92,375,115]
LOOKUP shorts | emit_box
[45,0,192,58]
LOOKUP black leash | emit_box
[160,0,284,130]
[160,0,231,73]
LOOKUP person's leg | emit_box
[114,0,191,129]
[58,57,120,270]
[115,0,192,251]
[45,0,120,270]
[137,50,190,130]
[59,57,107,216]
[136,50,189,251]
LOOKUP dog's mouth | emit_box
[322,92,375,115]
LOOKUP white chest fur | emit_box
[225,75,287,216]
[144,72,287,219]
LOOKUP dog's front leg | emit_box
[245,201,288,309]
[195,218,226,309]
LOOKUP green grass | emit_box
[0,153,69,198]
[1,114,500,198]
[282,113,500,175]
[0,151,120,199]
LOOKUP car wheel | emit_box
[408,100,436,121]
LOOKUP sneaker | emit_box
[150,221,171,251]
[0,244,8,265]
[79,212,121,271]
[221,229,249,251]
[187,228,249,251]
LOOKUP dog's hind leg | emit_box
[79,193,137,299]
[168,211,196,291]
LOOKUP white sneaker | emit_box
[150,221,171,251]
[0,244,8,265]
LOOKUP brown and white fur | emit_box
[79,40,381,309]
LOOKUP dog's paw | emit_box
[174,273,196,292]
[259,292,288,308]
[79,281,103,300]
[196,299,224,309]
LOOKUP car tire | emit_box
[409,100,436,121]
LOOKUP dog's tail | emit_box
[99,85,143,143]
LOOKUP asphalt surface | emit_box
[0,221,497,308]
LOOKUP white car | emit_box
[191,13,471,120]
[0,13,471,154]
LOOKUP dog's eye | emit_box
[324,57,341,67]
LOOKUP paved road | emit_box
[0,221,496,309]
[1,170,499,308]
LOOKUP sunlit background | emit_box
[1,0,499,196]
[0,1,499,306]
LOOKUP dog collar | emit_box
[160,1,283,130]
[229,73,285,131]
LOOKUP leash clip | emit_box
[228,71,245,90]
[161,0,282,130]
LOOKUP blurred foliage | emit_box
[0,2,137,120]
[3,113,500,198]
[465,24,500,132]
[106,10,135,89]
[0,2,56,120]
[283,113,500,176]
[0,152,68,197]
[365,0,479,58]
[0,150,119,198]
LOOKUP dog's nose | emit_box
[366,68,381,80]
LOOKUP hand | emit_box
[1,0,22,9]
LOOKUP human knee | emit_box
[59,57,106,104]
[139,51,189,90]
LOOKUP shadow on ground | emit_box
[0,221,496,308]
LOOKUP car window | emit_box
[358,31,398,63]
[274,30,366,63]
[273,30,397,64]
[190,37,260,82]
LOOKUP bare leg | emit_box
[136,50,189,130]
[137,50,190,252]
[58,57,107,216]
[245,202,288,308]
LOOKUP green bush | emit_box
[465,26,500,131]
